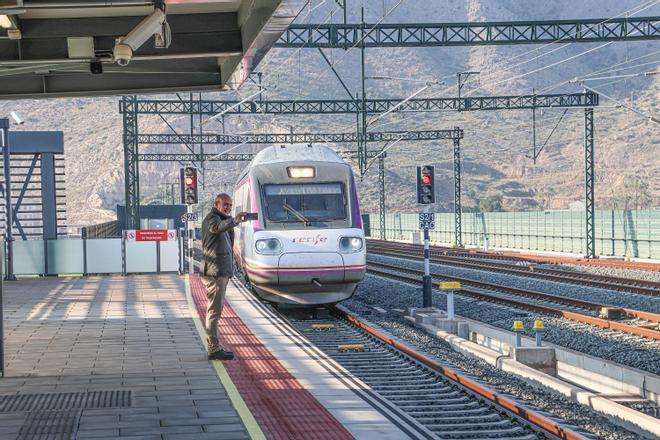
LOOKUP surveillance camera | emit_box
[9,111,24,125]
[113,42,132,66]
[111,8,168,67]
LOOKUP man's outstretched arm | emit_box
[207,212,248,234]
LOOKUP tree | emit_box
[479,195,503,212]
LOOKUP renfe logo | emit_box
[292,234,328,245]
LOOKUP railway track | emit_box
[291,308,588,440]
[367,241,660,298]
[366,239,660,272]
[366,260,660,341]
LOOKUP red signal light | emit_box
[421,175,432,184]
[185,176,195,186]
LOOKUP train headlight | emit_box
[255,238,282,255]
[339,236,363,253]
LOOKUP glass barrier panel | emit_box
[86,239,123,274]
[126,241,157,273]
[47,239,84,274]
[14,240,45,275]
[159,241,179,272]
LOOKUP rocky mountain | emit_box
[2,0,658,224]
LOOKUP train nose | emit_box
[278,252,345,284]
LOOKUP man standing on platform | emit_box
[200,193,247,361]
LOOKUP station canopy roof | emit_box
[0,0,304,98]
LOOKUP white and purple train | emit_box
[232,144,366,305]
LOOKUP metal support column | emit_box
[378,154,385,240]
[0,119,4,377]
[0,118,15,281]
[0,227,3,377]
[122,96,140,230]
[40,153,57,240]
[422,222,432,308]
[584,107,596,258]
[187,205,194,274]
[453,131,462,247]
[358,8,368,177]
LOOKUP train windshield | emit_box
[263,183,346,223]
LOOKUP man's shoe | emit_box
[208,349,234,361]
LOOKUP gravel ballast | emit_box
[545,263,660,284]
[369,253,660,314]
[341,290,647,439]
[361,258,660,375]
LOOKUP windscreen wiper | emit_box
[283,203,311,226]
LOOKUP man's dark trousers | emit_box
[201,275,229,352]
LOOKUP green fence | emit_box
[365,209,660,259]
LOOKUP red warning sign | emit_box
[125,229,177,242]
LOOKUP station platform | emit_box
[0,274,422,440]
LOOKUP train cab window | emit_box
[263,183,346,223]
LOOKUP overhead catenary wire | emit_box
[207,0,411,168]
[161,0,659,183]
[459,0,660,93]
[577,70,659,81]
[538,53,660,94]
[573,81,660,123]
[205,0,654,151]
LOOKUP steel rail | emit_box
[366,253,660,324]
[332,306,589,440]
[366,239,660,271]
[367,242,660,297]
[366,262,660,341]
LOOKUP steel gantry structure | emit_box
[122,92,597,115]
[272,13,656,255]
[276,16,660,48]
[134,129,461,145]
[120,94,463,231]
[118,12,660,256]
[121,92,596,249]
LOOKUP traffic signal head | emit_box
[416,165,435,205]
[180,167,198,205]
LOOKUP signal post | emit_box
[416,165,435,308]
[180,167,198,274]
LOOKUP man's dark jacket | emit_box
[201,208,236,278]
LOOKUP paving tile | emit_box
[120,425,203,436]
[196,410,241,418]
[163,433,249,440]
[75,428,121,438]
[203,423,248,433]
[79,415,121,425]
[0,275,246,440]
[85,436,162,440]
[161,417,243,427]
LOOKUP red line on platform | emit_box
[190,274,355,440]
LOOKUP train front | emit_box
[242,149,366,305]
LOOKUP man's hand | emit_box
[234,212,249,223]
